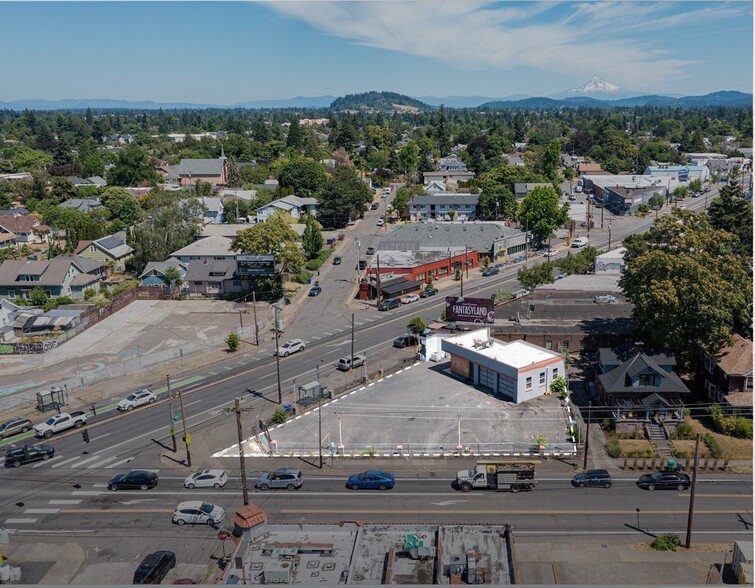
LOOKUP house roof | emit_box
[0,215,48,234]
[578,163,603,173]
[714,333,753,376]
[139,258,186,279]
[176,158,224,176]
[409,194,479,206]
[53,254,104,274]
[0,232,15,244]
[724,392,752,408]
[0,207,30,216]
[88,231,134,259]
[597,351,689,397]
[379,277,422,296]
[422,170,475,179]
[599,345,676,367]
[170,235,235,258]
[514,182,551,195]
[220,189,257,202]
[87,176,107,187]
[185,259,236,281]
[0,258,99,288]
[59,197,103,213]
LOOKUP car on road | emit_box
[571,469,612,488]
[393,334,419,348]
[172,501,225,526]
[117,389,157,411]
[255,468,303,491]
[332,256,342,265]
[4,444,54,468]
[482,266,499,277]
[308,286,322,297]
[365,247,375,255]
[133,550,176,585]
[358,260,368,270]
[376,218,385,226]
[370,202,380,210]
[381,192,388,198]
[636,471,691,491]
[401,294,419,304]
[569,195,577,201]
[108,470,158,491]
[184,469,227,489]
[542,249,558,257]
[594,295,617,304]
[378,297,401,311]
[276,338,305,357]
[420,287,438,298]
[0,417,33,439]
[346,470,395,490]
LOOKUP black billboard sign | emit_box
[445,296,495,324]
[237,255,276,276]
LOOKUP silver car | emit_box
[255,468,303,491]
[276,339,305,357]
[184,469,227,489]
[117,389,157,411]
[172,501,225,526]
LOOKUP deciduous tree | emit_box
[517,186,569,246]
[231,210,305,274]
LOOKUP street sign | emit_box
[184,433,191,446]
[217,531,228,541]
[169,426,175,437]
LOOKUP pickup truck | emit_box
[337,354,366,371]
[34,411,87,438]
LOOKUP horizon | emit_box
[0,2,752,103]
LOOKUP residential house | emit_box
[0,173,32,182]
[256,196,318,224]
[424,180,447,194]
[0,215,50,244]
[0,207,30,216]
[0,232,15,248]
[199,197,224,224]
[504,154,525,167]
[697,334,753,417]
[561,154,586,169]
[0,298,25,341]
[408,194,478,221]
[602,185,666,216]
[139,258,187,287]
[437,154,468,172]
[74,231,134,272]
[514,183,552,200]
[125,187,152,199]
[0,257,102,301]
[592,345,690,433]
[170,235,237,263]
[577,163,603,176]
[184,259,246,297]
[102,134,135,144]
[59,197,104,213]
[173,155,228,187]
[514,142,527,151]
[422,170,475,185]
[442,328,566,404]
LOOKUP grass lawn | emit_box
[617,439,655,456]
[672,417,753,460]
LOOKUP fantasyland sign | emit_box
[445,297,495,324]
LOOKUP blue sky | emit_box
[0,1,751,102]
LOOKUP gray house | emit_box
[408,194,479,221]
[0,257,102,301]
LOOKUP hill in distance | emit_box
[330,91,432,112]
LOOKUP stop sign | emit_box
[217,531,228,541]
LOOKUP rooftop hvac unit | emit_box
[263,561,293,584]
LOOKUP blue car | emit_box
[346,470,395,491]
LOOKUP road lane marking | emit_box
[50,456,82,468]
[105,457,135,468]
[60,508,173,514]
[86,456,118,469]
[49,500,81,505]
[32,456,61,468]
[24,508,60,514]
[5,518,37,524]
[688,494,753,498]
[71,456,105,468]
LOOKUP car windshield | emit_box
[650,472,663,481]
[468,468,477,477]
[199,503,214,514]
[126,394,137,401]
[45,417,56,425]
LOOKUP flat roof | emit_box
[446,329,561,368]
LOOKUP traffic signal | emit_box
[82,429,90,444]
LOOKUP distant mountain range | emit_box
[0,96,337,111]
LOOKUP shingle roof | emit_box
[170,235,235,258]
[714,334,753,376]
[59,198,103,213]
[185,259,236,281]
[176,158,224,176]
[139,258,186,279]
[409,194,479,206]
[0,215,47,234]
[597,352,689,396]
[53,254,104,274]
[92,231,133,259]
[0,258,98,288]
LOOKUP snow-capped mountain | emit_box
[550,77,647,100]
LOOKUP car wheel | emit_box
[12,460,21,468]
[21,426,30,433]
[140,484,149,491]
[287,484,296,491]
[148,398,156,404]
[187,483,195,489]
[283,351,289,357]
[127,405,134,411]
[42,453,50,461]
[176,519,186,525]
[44,430,52,439]
[677,484,685,491]
[578,482,586,488]
[378,484,387,491]
[208,519,216,526]
[350,484,359,490]
[647,484,655,491]
[259,483,269,491]
[604,483,611,488]
[108,484,116,491]
[511,487,520,493]
[460,484,471,493]
[213,483,221,489]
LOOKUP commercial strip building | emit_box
[364,247,478,284]
[581,174,668,216]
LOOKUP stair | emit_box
[645,423,673,457]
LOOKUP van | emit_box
[571,237,589,248]
[378,298,401,311]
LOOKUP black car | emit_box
[308,286,322,296]
[370,202,380,210]
[4,444,55,468]
[358,260,367,270]
[636,471,691,491]
[393,334,419,348]
[365,247,375,255]
[482,267,499,277]
[378,298,401,311]
[571,469,612,488]
[419,287,438,298]
[332,256,342,265]
[133,550,176,584]
[108,470,159,491]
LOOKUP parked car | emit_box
[184,469,227,489]
[4,444,54,468]
[636,471,691,491]
[308,286,322,297]
[133,551,176,585]
[482,267,499,277]
[381,192,388,199]
[378,298,401,311]
[172,501,225,526]
[117,389,157,411]
[370,202,380,210]
[358,260,367,270]
[0,417,33,439]
[571,469,612,488]
[542,249,558,258]
[337,354,366,371]
[276,339,305,357]
[346,470,395,490]
[419,287,438,298]
[401,294,419,304]
[569,194,577,201]
[108,470,158,491]
[594,295,617,304]
[332,256,342,265]
[393,334,419,348]
[365,247,375,255]
[255,468,303,491]
[376,218,385,226]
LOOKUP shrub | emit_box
[272,409,288,424]
[29,287,49,306]
[675,450,688,459]
[304,248,332,271]
[651,534,680,551]
[601,418,613,431]
[550,376,568,397]
[707,404,753,439]
[83,287,96,301]
[293,270,313,284]
[733,417,753,439]
[703,433,723,458]
[225,332,240,352]
[607,439,621,458]
[645,449,654,458]
[672,422,695,440]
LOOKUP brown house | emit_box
[697,334,753,417]
[174,156,227,188]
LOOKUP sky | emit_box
[0,1,752,103]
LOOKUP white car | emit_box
[172,501,225,526]
[377,218,385,226]
[276,339,305,357]
[184,469,228,489]
[117,389,157,411]
[542,249,558,257]
[401,294,419,304]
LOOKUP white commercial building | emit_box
[441,328,565,403]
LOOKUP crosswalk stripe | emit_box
[51,456,82,468]
[5,518,37,524]
[86,456,118,469]
[49,500,81,505]
[24,508,59,514]
[32,456,61,468]
[105,457,135,469]
[70,456,104,468]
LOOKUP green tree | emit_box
[277,158,327,198]
[231,210,305,274]
[648,194,665,218]
[620,208,752,370]
[688,179,703,193]
[542,139,561,182]
[81,154,105,178]
[226,332,240,352]
[707,182,753,256]
[317,164,372,228]
[50,177,77,204]
[102,187,141,226]
[434,105,452,156]
[226,156,241,188]
[517,186,569,246]
[517,261,555,290]
[301,217,324,259]
[108,144,159,187]
[285,119,304,152]
[162,266,183,298]
[407,317,427,336]
[29,287,50,306]
[398,141,420,178]
[479,184,517,220]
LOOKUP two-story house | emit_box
[256,196,318,224]
[437,154,468,172]
[408,194,478,221]
[139,258,188,287]
[173,155,228,188]
[0,215,50,244]
[697,334,753,417]
[0,256,103,301]
[74,231,134,272]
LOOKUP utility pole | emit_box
[166,375,177,452]
[600,202,604,229]
[273,305,283,404]
[224,397,256,506]
[465,246,469,279]
[354,239,361,285]
[685,432,701,548]
[583,401,592,470]
[318,397,323,469]
[177,385,192,467]
[375,254,382,304]
[252,291,259,346]
[525,219,529,256]
[608,222,612,250]
[460,257,464,297]
[350,313,355,367]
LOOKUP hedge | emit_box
[304,248,333,271]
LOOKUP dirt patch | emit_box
[672,417,752,460]
[631,542,730,553]
[617,439,656,456]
